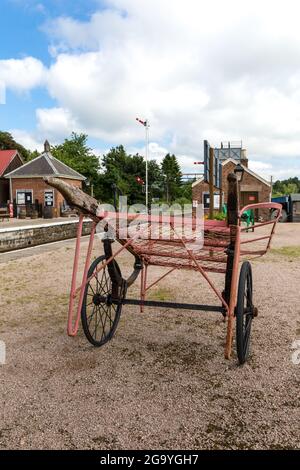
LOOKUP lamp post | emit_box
[234,163,244,182]
[85,178,94,198]
[234,163,244,210]
[136,117,150,209]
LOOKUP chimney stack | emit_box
[241,149,248,168]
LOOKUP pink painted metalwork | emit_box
[67,216,97,336]
[67,199,282,360]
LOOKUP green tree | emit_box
[51,133,101,197]
[177,181,192,200]
[161,153,182,203]
[272,178,300,196]
[0,131,30,161]
[98,145,164,205]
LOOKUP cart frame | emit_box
[66,173,282,362]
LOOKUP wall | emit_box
[0,178,9,205]
[10,177,82,213]
[192,161,271,219]
[0,219,92,253]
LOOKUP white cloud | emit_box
[36,107,78,139]
[0,57,46,92]
[248,161,272,172]
[4,0,300,178]
[9,129,44,152]
[0,80,5,104]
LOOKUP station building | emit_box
[192,142,271,218]
[5,141,85,217]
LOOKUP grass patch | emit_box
[271,246,300,259]
[148,287,173,301]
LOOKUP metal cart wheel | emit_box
[236,261,255,364]
[81,255,125,347]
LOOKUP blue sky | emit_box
[0,0,149,162]
[0,0,113,153]
[1,0,300,180]
[0,1,53,128]
[0,1,106,61]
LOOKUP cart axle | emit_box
[121,298,224,312]
[93,293,224,313]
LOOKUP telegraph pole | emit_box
[209,146,214,219]
[136,117,150,209]
[145,120,149,208]
[270,175,273,198]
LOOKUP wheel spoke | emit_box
[93,307,98,340]
[103,272,110,295]
[100,302,113,328]
[236,262,253,364]
[102,304,108,336]
[97,305,106,340]
[244,317,252,334]
[99,267,106,289]
[95,273,101,293]
[82,257,123,347]
[89,283,96,296]
[244,325,251,353]
[101,302,114,334]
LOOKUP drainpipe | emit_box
[9,177,12,202]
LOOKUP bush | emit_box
[209,211,227,221]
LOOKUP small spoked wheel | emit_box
[236,261,255,364]
[81,255,125,347]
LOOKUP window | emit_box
[202,192,224,209]
[17,192,25,205]
[16,190,32,205]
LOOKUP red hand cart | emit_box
[65,175,281,364]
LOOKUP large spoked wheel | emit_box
[236,261,255,364]
[81,255,125,347]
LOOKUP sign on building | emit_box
[44,190,54,207]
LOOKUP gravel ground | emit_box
[0,224,299,450]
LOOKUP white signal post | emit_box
[136,117,150,209]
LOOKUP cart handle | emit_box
[239,202,282,220]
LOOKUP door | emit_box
[241,192,258,208]
[241,191,258,219]
[25,191,32,204]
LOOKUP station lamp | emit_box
[234,163,244,182]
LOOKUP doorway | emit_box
[241,191,259,218]
[241,191,258,207]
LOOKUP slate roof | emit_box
[0,150,19,176]
[5,146,86,181]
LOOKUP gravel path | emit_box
[0,224,299,449]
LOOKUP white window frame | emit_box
[16,189,33,205]
[202,191,225,209]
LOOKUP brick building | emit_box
[192,157,271,219]
[5,141,85,217]
[0,150,23,206]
